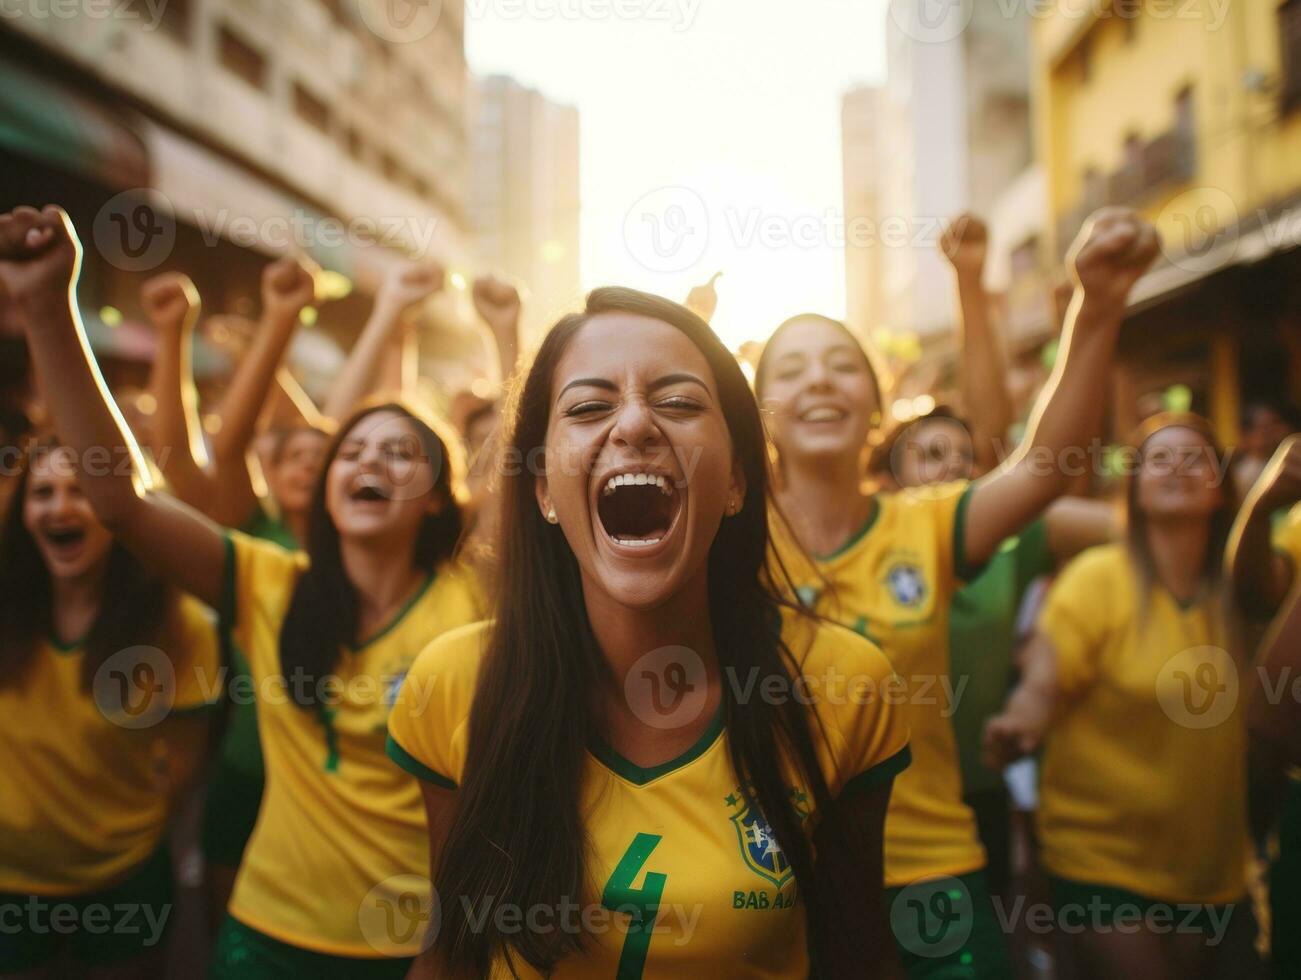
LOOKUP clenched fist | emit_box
[140,272,200,331]
[940,213,988,278]
[471,275,521,334]
[261,255,319,322]
[1067,207,1160,312]
[379,260,445,317]
[0,206,82,313]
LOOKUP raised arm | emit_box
[1246,583,1301,767]
[471,275,522,384]
[0,205,225,606]
[324,260,444,422]
[684,270,722,325]
[963,209,1160,567]
[208,256,317,527]
[940,214,1011,474]
[1227,435,1301,618]
[140,272,218,511]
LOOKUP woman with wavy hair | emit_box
[0,205,484,979]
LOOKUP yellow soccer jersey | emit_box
[0,596,221,894]
[387,616,911,979]
[219,531,485,956]
[1036,544,1247,904]
[770,482,983,886]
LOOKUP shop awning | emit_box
[0,56,148,189]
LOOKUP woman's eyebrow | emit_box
[557,377,618,400]
[647,373,709,394]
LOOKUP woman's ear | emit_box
[535,475,557,524]
[726,459,747,516]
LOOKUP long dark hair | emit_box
[278,400,464,708]
[1123,412,1236,627]
[0,436,182,690]
[434,288,844,976]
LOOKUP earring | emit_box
[546,507,558,524]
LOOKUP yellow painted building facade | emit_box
[1032,0,1301,441]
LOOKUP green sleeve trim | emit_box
[386,734,457,790]
[1012,516,1054,596]
[952,484,982,583]
[840,744,911,799]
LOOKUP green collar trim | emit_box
[816,497,881,562]
[351,572,436,651]
[590,708,726,786]
[47,631,86,654]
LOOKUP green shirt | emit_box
[947,518,1053,794]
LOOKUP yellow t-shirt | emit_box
[0,596,221,895]
[387,615,911,979]
[1036,544,1247,904]
[771,482,982,886]
[219,531,485,957]
[1273,502,1301,567]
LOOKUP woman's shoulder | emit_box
[406,619,491,691]
[781,609,895,683]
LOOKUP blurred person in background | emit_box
[0,430,220,980]
[985,414,1254,979]
[756,208,1159,978]
[0,205,486,979]
[1233,400,1297,500]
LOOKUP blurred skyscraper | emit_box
[469,74,581,347]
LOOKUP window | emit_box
[345,128,365,161]
[126,0,191,41]
[1282,0,1301,109]
[218,25,267,90]
[293,83,332,134]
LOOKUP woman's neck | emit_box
[339,538,425,642]
[776,452,876,558]
[1144,517,1212,604]
[582,565,722,734]
[285,510,310,549]
[50,564,106,645]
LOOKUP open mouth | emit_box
[596,471,681,549]
[350,477,391,504]
[799,405,848,423]
[43,526,87,557]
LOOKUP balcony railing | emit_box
[1056,127,1196,256]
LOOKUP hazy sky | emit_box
[465,0,889,349]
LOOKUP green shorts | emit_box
[1048,875,1242,936]
[0,847,173,972]
[201,762,264,869]
[887,869,1011,979]
[209,916,413,980]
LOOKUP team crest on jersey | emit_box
[884,562,926,608]
[726,789,810,888]
[795,585,821,610]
